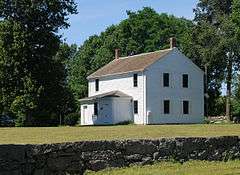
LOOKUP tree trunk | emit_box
[226,57,232,121]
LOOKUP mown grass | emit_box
[0,124,239,144]
[85,160,240,175]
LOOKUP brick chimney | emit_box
[170,37,177,49]
[115,49,120,59]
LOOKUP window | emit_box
[163,73,169,87]
[133,74,138,87]
[182,74,189,88]
[94,102,98,116]
[95,79,99,91]
[83,106,87,109]
[164,100,170,114]
[134,101,138,114]
[183,101,189,114]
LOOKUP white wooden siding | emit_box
[145,48,204,124]
[88,72,145,124]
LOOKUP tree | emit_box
[188,0,240,119]
[183,20,226,117]
[54,43,77,124]
[0,20,41,122]
[69,7,193,100]
[0,0,77,125]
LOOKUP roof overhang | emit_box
[87,69,144,80]
[79,91,132,103]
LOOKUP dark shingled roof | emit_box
[87,48,172,79]
[79,91,132,102]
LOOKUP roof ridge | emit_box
[119,48,172,60]
[87,48,174,79]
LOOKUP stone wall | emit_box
[0,136,239,175]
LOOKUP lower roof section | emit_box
[79,90,132,103]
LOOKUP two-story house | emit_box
[79,38,204,125]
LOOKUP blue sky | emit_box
[61,0,199,46]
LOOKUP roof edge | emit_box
[79,90,132,102]
[118,48,172,60]
[142,48,173,71]
[87,48,173,80]
[87,69,145,80]
[174,49,205,74]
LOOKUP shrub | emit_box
[232,99,240,118]
[203,117,210,124]
[31,112,59,127]
[15,116,26,127]
[64,113,80,126]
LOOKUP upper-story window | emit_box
[182,74,189,88]
[183,101,189,114]
[163,73,169,87]
[133,74,138,87]
[95,79,99,91]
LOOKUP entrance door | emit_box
[98,100,112,124]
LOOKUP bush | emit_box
[64,113,80,126]
[31,112,59,127]
[203,117,210,124]
[232,99,240,118]
[15,116,26,127]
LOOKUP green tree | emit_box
[0,0,77,125]
[69,7,193,100]
[54,43,77,124]
[187,0,240,119]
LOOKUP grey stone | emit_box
[124,140,158,155]
[197,150,208,160]
[0,136,239,174]
[88,160,108,171]
[153,152,160,160]
[125,154,143,161]
[140,157,153,166]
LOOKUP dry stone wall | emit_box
[0,136,239,175]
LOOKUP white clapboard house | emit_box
[80,38,204,125]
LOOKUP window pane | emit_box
[164,100,170,114]
[134,101,138,114]
[133,74,138,87]
[182,74,188,88]
[183,101,189,114]
[95,79,99,91]
[94,102,98,115]
[163,73,169,87]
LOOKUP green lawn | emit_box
[0,124,239,144]
[85,160,240,175]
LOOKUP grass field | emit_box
[85,160,240,175]
[0,124,239,144]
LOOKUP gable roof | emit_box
[79,90,132,102]
[87,48,172,79]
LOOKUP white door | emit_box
[98,101,112,124]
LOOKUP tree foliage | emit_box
[0,0,77,125]
[185,0,240,117]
